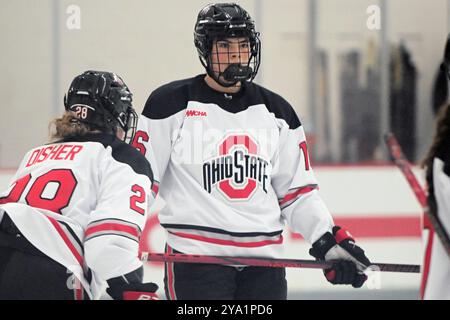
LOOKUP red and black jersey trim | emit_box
[161,223,282,238]
[279,184,318,210]
[0,213,83,265]
[162,223,283,248]
[84,218,142,243]
[58,220,83,250]
[44,215,84,266]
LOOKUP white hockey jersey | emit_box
[422,151,450,299]
[135,74,334,258]
[0,133,154,299]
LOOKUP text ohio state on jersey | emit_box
[135,74,334,258]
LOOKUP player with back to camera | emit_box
[0,70,159,300]
[421,35,450,300]
[134,3,372,300]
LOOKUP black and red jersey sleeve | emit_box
[263,93,334,244]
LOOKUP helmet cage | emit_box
[194,3,261,87]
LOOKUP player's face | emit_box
[116,127,125,140]
[210,37,250,78]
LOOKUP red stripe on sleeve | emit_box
[280,185,317,206]
[85,222,140,238]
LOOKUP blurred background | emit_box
[1,0,449,299]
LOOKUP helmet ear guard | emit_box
[64,70,137,143]
[194,3,261,87]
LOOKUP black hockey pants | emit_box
[0,214,85,300]
[163,245,288,300]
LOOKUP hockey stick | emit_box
[140,252,420,273]
[384,132,450,256]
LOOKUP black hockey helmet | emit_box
[194,3,261,87]
[64,70,137,143]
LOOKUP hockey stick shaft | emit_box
[140,252,420,273]
[384,133,427,206]
[384,132,450,256]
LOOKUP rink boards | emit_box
[0,165,423,299]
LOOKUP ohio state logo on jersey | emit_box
[202,134,269,200]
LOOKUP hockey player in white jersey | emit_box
[0,70,158,300]
[421,37,450,299]
[134,3,371,299]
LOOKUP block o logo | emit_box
[217,134,258,200]
[203,134,269,200]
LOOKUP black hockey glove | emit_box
[309,226,371,288]
[106,267,159,300]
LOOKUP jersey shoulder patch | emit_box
[62,133,153,181]
[142,77,197,120]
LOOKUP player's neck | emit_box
[204,75,242,94]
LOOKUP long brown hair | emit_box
[421,103,450,218]
[422,103,450,170]
[48,112,91,142]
